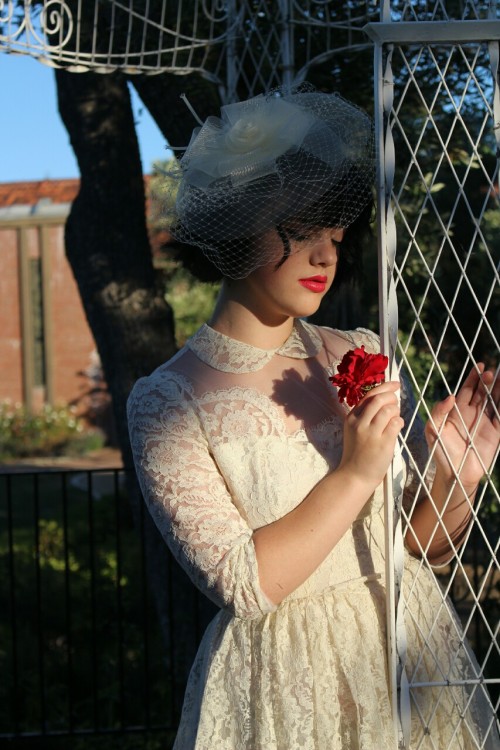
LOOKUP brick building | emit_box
[0,179,108,427]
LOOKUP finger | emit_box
[355,403,401,439]
[485,370,500,424]
[469,369,500,424]
[471,367,490,406]
[371,403,403,434]
[426,395,455,441]
[371,380,401,391]
[382,415,405,438]
[471,369,499,411]
[487,369,500,405]
[353,387,400,423]
[456,364,484,407]
[352,381,400,410]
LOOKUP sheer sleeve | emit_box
[399,369,435,519]
[127,371,277,620]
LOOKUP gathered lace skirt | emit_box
[173,564,499,750]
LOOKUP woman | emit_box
[127,89,499,748]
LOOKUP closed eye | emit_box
[287,230,315,243]
[283,225,321,243]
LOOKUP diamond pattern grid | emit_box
[393,0,495,23]
[386,33,499,747]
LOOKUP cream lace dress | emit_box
[127,320,499,750]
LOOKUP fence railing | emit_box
[0,466,217,745]
[0,466,497,744]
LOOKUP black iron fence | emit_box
[0,467,497,747]
[0,467,217,749]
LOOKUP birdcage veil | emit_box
[166,85,375,279]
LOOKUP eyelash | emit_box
[285,228,316,242]
[290,233,312,242]
[287,230,342,248]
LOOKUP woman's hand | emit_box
[425,364,500,491]
[254,380,404,605]
[339,381,404,488]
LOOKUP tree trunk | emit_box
[55,71,213,699]
[131,72,220,149]
[55,70,176,464]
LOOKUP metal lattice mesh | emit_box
[394,1,494,22]
[0,0,232,75]
[378,12,500,746]
[224,0,378,99]
[0,1,378,95]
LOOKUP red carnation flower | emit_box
[329,346,388,407]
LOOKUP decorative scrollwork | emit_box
[201,0,230,24]
[0,0,231,70]
[0,0,27,43]
[0,0,15,24]
[0,0,73,50]
[39,0,73,50]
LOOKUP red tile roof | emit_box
[0,179,80,207]
[0,176,154,208]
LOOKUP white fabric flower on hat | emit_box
[181,96,315,188]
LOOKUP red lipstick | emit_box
[299,275,328,293]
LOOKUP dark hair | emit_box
[169,174,374,286]
[168,239,225,283]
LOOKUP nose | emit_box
[310,229,341,267]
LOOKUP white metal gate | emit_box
[366,2,499,747]
[1,3,498,748]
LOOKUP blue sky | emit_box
[1,53,168,182]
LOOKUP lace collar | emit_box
[187,319,323,373]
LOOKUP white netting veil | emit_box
[167,87,375,279]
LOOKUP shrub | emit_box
[165,266,220,347]
[0,401,104,459]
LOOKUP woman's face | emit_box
[235,225,344,323]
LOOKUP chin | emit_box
[288,300,324,319]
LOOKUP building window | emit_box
[30,257,46,388]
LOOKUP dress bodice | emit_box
[127,320,427,618]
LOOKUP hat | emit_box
[168,86,375,279]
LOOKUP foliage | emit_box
[0,402,104,460]
[165,266,220,347]
[148,158,180,233]
[0,473,176,741]
[148,160,220,347]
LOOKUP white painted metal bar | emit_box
[376,37,412,750]
[364,20,500,45]
[377,5,499,743]
[375,38,401,750]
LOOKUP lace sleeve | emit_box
[127,372,277,620]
